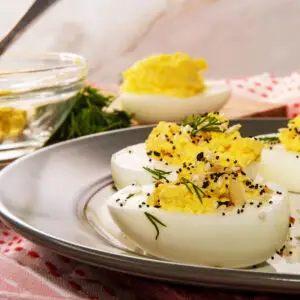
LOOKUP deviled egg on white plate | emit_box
[112,113,263,189]
[118,52,230,124]
[257,116,300,193]
[107,160,290,268]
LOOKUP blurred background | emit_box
[1,0,299,84]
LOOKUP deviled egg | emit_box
[119,53,231,124]
[257,116,300,193]
[107,160,290,268]
[112,113,263,189]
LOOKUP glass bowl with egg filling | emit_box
[0,52,87,164]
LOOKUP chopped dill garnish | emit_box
[126,193,135,199]
[144,212,166,240]
[181,177,206,203]
[257,136,280,144]
[182,114,222,137]
[143,166,171,181]
[111,183,117,191]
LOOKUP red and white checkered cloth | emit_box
[224,71,300,118]
[1,73,299,300]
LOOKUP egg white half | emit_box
[107,183,290,268]
[257,144,300,193]
[119,81,231,124]
[111,143,178,189]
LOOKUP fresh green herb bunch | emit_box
[48,86,132,144]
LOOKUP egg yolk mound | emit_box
[279,115,300,152]
[120,52,208,98]
[147,160,273,214]
[145,113,263,169]
[0,107,27,141]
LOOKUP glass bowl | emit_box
[0,52,87,165]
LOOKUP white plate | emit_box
[1,118,300,294]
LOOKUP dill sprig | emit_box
[257,136,280,144]
[143,167,171,182]
[144,212,166,240]
[182,114,223,137]
[181,177,206,203]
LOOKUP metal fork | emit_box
[0,0,61,56]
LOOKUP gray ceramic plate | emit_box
[1,118,300,294]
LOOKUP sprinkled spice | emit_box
[153,151,160,157]
[297,155,299,159]
[222,212,226,216]
[202,181,210,188]
[276,191,282,195]
[128,150,132,154]
[196,152,204,161]
[269,200,273,204]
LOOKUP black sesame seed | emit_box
[146,193,150,196]
[146,204,150,207]
[116,198,120,202]
[237,209,240,214]
[210,189,214,192]
[271,256,274,260]
[197,152,204,161]
[241,171,246,176]
[222,212,225,216]
[289,251,293,255]
[241,209,244,213]
[153,151,160,157]
[276,191,282,195]
[297,155,299,159]
[234,160,238,163]
[202,181,210,188]
[138,205,142,208]
[269,200,273,204]
[142,202,146,205]
[216,156,220,160]
[154,205,161,208]
[226,158,230,162]
[225,184,229,188]
[289,224,292,228]
[120,204,123,207]
[128,150,132,154]
[172,146,176,150]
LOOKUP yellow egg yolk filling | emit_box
[120,52,208,98]
[279,116,300,152]
[147,161,273,214]
[145,113,263,169]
